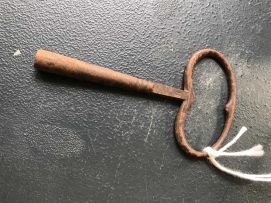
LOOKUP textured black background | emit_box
[1,0,271,202]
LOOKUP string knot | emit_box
[203,127,271,182]
[204,146,220,158]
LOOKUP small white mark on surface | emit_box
[144,109,155,143]
[88,130,96,155]
[13,49,21,56]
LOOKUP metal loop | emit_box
[175,48,237,158]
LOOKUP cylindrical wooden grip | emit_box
[34,49,189,100]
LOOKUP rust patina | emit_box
[34,48,236,158]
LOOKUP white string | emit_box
[203,127,271,182]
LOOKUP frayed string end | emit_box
[203,127,271,182]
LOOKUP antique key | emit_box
[34,48,236,158]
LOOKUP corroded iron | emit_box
[176,49,236,157]
[34,48,236,158]
[34,50,189,101]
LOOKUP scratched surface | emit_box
[1,0,271,202]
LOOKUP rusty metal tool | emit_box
[34,48,236,158]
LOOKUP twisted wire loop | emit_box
[175,48,236,158]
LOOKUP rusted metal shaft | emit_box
[34,50,189,100]
[34,48,237,158]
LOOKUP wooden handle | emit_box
[34,49,189,100]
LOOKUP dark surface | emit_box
[1,0,271,202]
